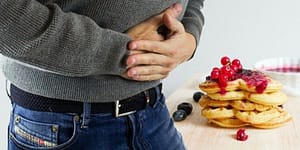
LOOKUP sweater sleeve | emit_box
[0,0,130,77]
[181,0,205,59]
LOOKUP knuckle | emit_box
[166,59,176,67]
[165,67,172,74]
[150,44,159,52]
[150,57,157,65]
[161,74,168,79]
[169,49,178,56]
[149,66,155,73]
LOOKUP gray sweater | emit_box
[0,0,204,102]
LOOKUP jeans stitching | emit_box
[9,115,79,150]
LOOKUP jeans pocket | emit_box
[9,109,78,150]
[9,114,58,148]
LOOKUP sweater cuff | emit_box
[182,19,204,60]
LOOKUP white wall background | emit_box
[163,0,300,96]
[1,0,300,148]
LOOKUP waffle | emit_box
[199,77,283,94]
[198,68,292,129]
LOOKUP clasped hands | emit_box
[123,3,196,81]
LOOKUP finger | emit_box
[121,72,131,80]
[127,32,164,50]
[131,74,168,81]
[128,65,170,76]
[126,52,172,67]
[164,3,182,18]
[129,40,173,56]
[146,3,182,26]
[127,66,170,81]
[163,13,185,34]
[128,50,146,55]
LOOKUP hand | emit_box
[126,11,197,81]
[121,3,182,79]
[126,3,182,41]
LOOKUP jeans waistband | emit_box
[10,83,162,116]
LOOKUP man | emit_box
[0,0,204,149]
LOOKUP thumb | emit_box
[149,3,182,26]
[163,13,185,36]
[156,3,183,37]
[164,3,182,18]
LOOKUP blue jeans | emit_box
[8,91,186,150]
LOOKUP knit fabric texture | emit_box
[0,0,204,102]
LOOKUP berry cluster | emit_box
[172,102,193,122]
[210,56,243,84]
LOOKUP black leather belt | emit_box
[10,84,162,117]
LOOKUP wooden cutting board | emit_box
[166,73,300,150]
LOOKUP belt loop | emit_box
[81,102,91,128]
[155,84,162,99]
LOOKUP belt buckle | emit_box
[115,100,136,117]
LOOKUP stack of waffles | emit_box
[198,68,292,129]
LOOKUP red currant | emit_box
[231,59,241,66]
[236,128,248,141]
[211,70,220,80]
[237,64,243,71]
[220,66,230,75]
[218,74,228,84]
[232,59,243,70]
[227,69,235,79]
[212,67,220,72]
[230,64,239,73]
[221,56,230,65]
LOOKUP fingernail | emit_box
[173,3,182,13]
[128,58,135,66]
[127,56,135,66]
[129,70,137,77]
[130,43,137,49]
[133,75,139,80]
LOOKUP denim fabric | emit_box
[8,89,186,150]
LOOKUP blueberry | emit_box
[177,102,193,115]
[193,91,204,102]
[205,76,211,80]
[172,109,187,122]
